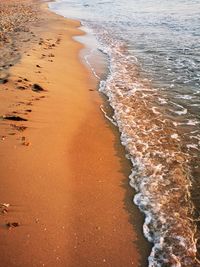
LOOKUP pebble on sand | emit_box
[32,83,45,92]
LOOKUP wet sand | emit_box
[0,1,151,266]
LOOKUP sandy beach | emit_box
[0,1,151,266]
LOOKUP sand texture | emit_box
[0,1,150,266]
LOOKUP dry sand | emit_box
[0,1,151,266]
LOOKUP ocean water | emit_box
[49,0,200,266]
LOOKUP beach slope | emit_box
[0,1,150,266]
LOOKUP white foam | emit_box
[67,19,200,267]
[97,42,199,266]
[84,50,101,80]
[100,105,117,126]
[187,119,199,126]
[170,108,188,115]
[171,133,179,140]
[152,107,160,115]
[175,94,193,100]
[158,97,167,104]
[187,144,199,150]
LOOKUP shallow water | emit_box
[50,0,200,266]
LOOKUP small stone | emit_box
[22,141,30,146]
[32,84,44,92]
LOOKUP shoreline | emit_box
[0,1,151,266]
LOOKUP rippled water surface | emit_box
[50,0,200,266]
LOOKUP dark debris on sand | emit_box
[6,222,20,228]
[0,71,9,84]
[10,124,27,132]
[2,115,28,121]
[32,83,45,92]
